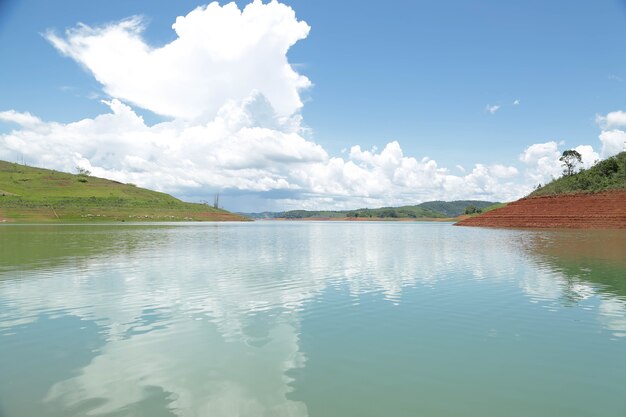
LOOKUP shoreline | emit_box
[262,216,459,222]
[455,190,626,229]
[0,207,248,223]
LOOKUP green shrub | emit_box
[464,205,482,215]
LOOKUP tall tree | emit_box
[559,149,582,176]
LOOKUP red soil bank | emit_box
[455,191,626,229]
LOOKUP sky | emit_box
[1,0,626,211]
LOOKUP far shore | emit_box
[263,216,465,222]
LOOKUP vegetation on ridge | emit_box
[530,151,626,197]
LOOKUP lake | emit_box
[1,222,625,417]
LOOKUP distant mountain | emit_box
[240,200,499,220]
[417,200,496,217]
[0,160,246,222]
[240,211,283,219]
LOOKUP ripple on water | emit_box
[0,223,625,417]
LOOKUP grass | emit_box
[0,161,246,222]
[529,151,626,197]
[480,202,508,212]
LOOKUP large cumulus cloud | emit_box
[46,1,311,121]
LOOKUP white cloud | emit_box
[519,141,563,184]
[0,110,42,128]
[594,110,626,157]
[595,110,626,129]
[0,94,328,194]
[294,142,525,206]
[485,104,500,114]
[490,164,518,179]
[598,129,626,157]
[513,99,520,105]
[0,98,527,208]
[46,1,311,121]
[573,144,599,167]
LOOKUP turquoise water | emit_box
[0,222,625,417]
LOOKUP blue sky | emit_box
[1,0,626,210]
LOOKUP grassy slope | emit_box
[0,161,245,222]
[480,202,508,212]
[529,151,626,197]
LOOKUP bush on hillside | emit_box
[464,205,482,215]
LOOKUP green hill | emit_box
[241,200,498,220]
[530,151,626,197]
[416,200,496,217]
[0,161,245,222]
[343,204,443,219]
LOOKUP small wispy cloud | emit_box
[608,74,623,82]
[485,104,500,114]
[87,91,103,100]
[513,99,520,105]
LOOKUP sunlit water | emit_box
[1,222,625,417]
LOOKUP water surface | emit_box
[1,222,625,417]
